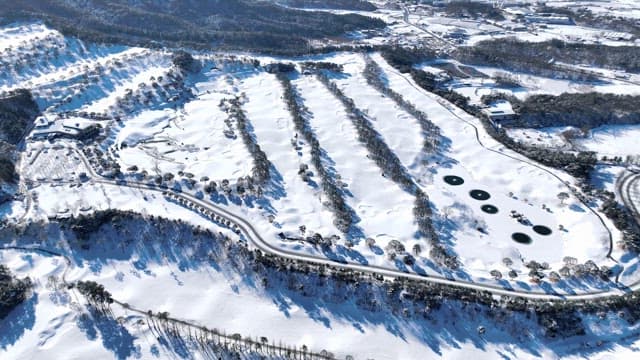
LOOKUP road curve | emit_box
[379,62,616,260]
[54,102,632,301]
[619,171,640,222]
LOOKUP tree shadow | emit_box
[0,293,38,349]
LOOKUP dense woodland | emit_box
[442,0,505,20]
[456,38,640,75]
[0,89,39,185]
[1,0,385,55]
[482,92,640,129]
[277,0,377,11]
[0,265,31,319]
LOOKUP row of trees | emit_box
[361,57,458,268]
[220,97,272,185]
[363,56,441,155]
[277,74,356,234]
[317,73,455,267]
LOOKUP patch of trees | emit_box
[599,192,640,251]
[0,265,31,319]
[67,209,123,241]
[277,74,355,234]
[2,0,385,55]
[264,62,296,74]
[456,37,640,76]
[301,62,344,73]
[220,98,272,185]
[380,46,436,73]
[443,1,505,21]
[410,68,472,109]
[484,92,640,129]
[172,51,200,73]
[278,0,377,11]
[75,280,114,308]
[0,158,16,184]
[0,89,39,145]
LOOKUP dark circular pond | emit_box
[532,225,552,236]
[443,175,464,186]
[481,204,499,214]
[512,232,532,245]
[470,189,491,201]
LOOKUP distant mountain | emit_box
[0,0,385,54]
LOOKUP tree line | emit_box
[277,73,357,234]
[482,92,640,129]
[49,211,640,340]
[317,72,456,268]
[456,37,640,75]
[220,97,272,185]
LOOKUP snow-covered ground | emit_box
[507,124,640,161]
[366,52,617,273]
[2,21,640,360]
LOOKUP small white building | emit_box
[34,116,54,129]
[525,14,573,25]
[484,100,517,126]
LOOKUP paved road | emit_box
[15,81,634,302]
[619,171,640,222]
[57,146,638,301]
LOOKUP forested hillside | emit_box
[0,0,385,54]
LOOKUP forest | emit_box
[0,265,31,320]
[481,92,640,129]
[0,89,39,184]
[1,0,385,55]
[456,38,640,75]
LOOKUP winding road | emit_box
[11,65,640,304]
[54,142,633,302]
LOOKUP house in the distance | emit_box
[484,100,517,127]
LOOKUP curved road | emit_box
[63,146,635,301]
[16,81,634,303]
[380,62,616,260]
[619,171,640,222]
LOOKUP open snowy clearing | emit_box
[364,53,617,272]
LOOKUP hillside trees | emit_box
[2,0,385,55]
[0,265,32,319]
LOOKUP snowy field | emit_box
[2,21,640,360]
[507,125,640,160]
[364,52,617,273]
